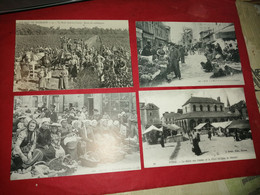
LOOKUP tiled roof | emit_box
[183,97,223,107]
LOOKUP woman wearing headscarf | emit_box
[36,118,56,162]
[62,120,81,160]
[11,119,43,171]
[49,123,65,158]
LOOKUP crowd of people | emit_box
[14,35,133,91]
[200,41,240,76]
[11,104,139,177]
[138,38,241,85]
[138,41,186,84]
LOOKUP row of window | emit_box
[185,104,223,112]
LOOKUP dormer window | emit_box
[214,105,217,111]
[193,105,196,111]
[200,105,203,111]
[207,105,210,111]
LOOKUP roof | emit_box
[199,29,212,34]
[142,125,162,135]
[194,123,207,130]
[163,112,181,118]
[228,120,250,129]
[175,111,239,120]
[144,103,159,110]
[211,121,232,129]
[163,124,181,131]
[217,25,235,33]
[183,97,223,107]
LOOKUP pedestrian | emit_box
[179,45,185,64]
[191,130,202,155]
[169,44,181,80]
[208,130,212,140]
[160,131,165,148]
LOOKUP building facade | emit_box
[175,96,241,132]
[181,27,193,50]
[161,112,181,125]
[199,29,214,45]
[139,102,160,131]
[136,21,170,51]
[14,93,136,119]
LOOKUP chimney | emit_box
[217,97,221,102]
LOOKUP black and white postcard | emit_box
[11,92,140,180]
[136,22,244,87]
[14,20,133,91]
[139,88,255,167]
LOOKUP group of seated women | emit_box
[11,112,136,173]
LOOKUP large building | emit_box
[175,96,241,132]
[139,102,160,131]
[161,112,181,125]
[199,29,214,45]
[199,23,235,45]
[136,21,170,51]
[181,27,193,50]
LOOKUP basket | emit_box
[79,152,99,167]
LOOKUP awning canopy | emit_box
[142,125,162,135]
[228,120,251,129]
[163,124,181,131]
[211,121,232,129]
[194,123,207,130]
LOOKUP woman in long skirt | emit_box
[58,65,69,90]
[192,130,202,155]
[38,66,47,90]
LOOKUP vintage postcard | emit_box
[136,22,245,87]
[11,92,140,180]
[13,20,133,92]
[139,88,255,167]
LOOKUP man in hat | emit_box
[169,44,181,80]
[45,105,58,123]
[141,41,152,56]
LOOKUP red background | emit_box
[0,0,259,194]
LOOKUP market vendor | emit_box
[11,119,43,171]
[141,41,152,56]
[156,43,166,60]
[36,118,56,162]
[50,123,65,158]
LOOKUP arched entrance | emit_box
[190,119,196,130]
